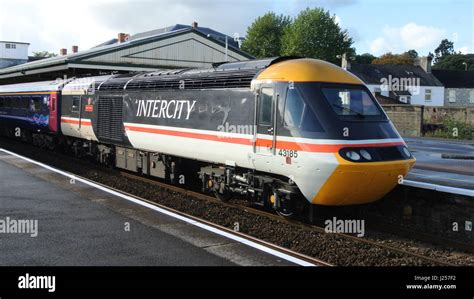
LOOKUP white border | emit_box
[402,179,474,197]
[0,148,317,267]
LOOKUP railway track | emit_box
[119,171,458,267]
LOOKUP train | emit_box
[0,57,416,218]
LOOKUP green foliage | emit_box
[429,116,472,140]
[355,53,376,64]
[433,54,474,71]
[434,39,455,64]
[241,12,291,58]
[406,49,418,59]
[281,8,354,64]
[372,52,414,65]
[32,51,57,58]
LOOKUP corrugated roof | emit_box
[129,24,240,49]
[432,69,474,88]
[349,64,443,87]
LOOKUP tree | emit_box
[433,54,474,71]
[372,52,415,65]
[32,51,57,58]
[434,39,455,64]
[406,49,418,59]
[355,53,376,64]
[241,12,291,58]
[281,8,354,64]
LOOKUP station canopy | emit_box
[0,25,253,85]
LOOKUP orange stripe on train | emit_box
[124,125,404,153]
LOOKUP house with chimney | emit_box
[346,56,445,107]
[0,22,252,84]
[432,69,474,107]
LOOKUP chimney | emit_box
[72,45,78,53]
[192,21,198,29]
[415,56,432,73]
[340,53,351,70]
[59,48,67,56]
[118,33,129,43]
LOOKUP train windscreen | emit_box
[321,87,382,118]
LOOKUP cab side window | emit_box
[259,88,273,126]
[72,96,80,113]
[284,88,304,127]
[284,87,323,132]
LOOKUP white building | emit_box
[348,57,445,107]
[0,41,30,69]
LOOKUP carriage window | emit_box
[284,88,304,127]
[72,96,80,113]
[12,97,21,108]
[32,96,42,112]
[21,96,30,109]
[259,88,273,126]
[4,97,11,108]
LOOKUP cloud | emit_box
[0,0,117,54]
[369,22,446,55]
[370,37,391,54]
[459,46,469,54]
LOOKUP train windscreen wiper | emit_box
[332,103,365,118]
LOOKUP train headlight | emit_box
[346,151,361,161]
[402,147,411,158]
[359,149,372,161]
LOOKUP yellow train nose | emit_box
[312,154,416,205]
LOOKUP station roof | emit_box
[0,27,253,85]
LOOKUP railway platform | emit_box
[404,137,474,192]
[0,150,297,266]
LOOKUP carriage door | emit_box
[254,87,277,156]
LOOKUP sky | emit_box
[0,0,472,57]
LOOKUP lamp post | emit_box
[462,62,468,71]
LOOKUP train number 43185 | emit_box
[278,149,298,158]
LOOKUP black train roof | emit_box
[97,57,300,91]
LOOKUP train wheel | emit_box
[208,179,231,202]
[268,187,295,219]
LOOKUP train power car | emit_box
[0,57,415,218]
